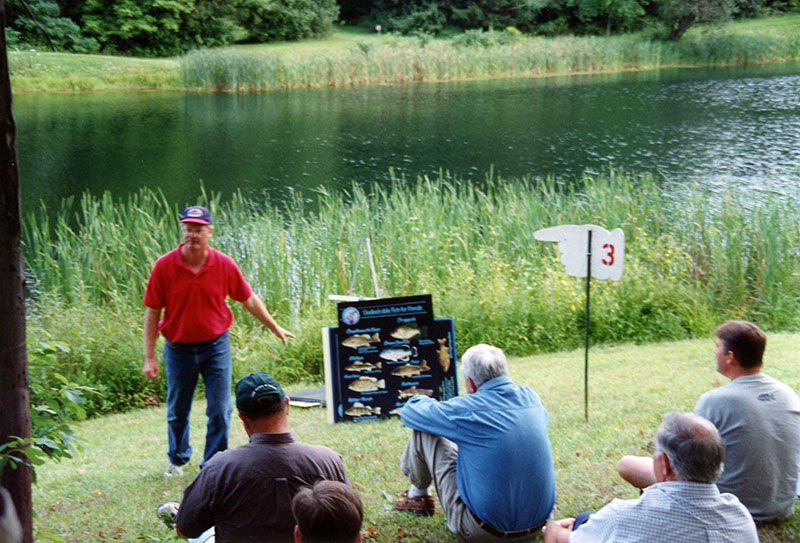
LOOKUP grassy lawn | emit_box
[32,333,800,542]
[9,14,800,93]
[8,51,180,91]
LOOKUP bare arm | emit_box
[143,307,161,379]
[616,455,656,490]
[543,519,575,543]
[241,294,295,345]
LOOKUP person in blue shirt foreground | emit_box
[394,343,556,542]
[543,412,758,543]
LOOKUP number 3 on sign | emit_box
[602,243,614,267]
[533,224,625,281]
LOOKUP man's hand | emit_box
[543,518,575,543]
[143,356,160,379]
[273,326,296,346]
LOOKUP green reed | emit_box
[23,171,800,411]
[180,29,800,92]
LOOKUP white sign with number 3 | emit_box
[534,224,625,281]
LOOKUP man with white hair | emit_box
[543,412,758,543]
[394,344,556,542]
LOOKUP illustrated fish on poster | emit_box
[388,406,403,416]
[345,402,381,417]
[390,323,425,340]
[348,376,386,393]
[391,360,431,377]
[436,338,450,373]
[345,361,382,372]
[341,333,380,350]
[398,387,434,399]
[379,345,418,362]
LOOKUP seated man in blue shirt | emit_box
[394,344,556,542]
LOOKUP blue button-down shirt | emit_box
[401,375,556,531]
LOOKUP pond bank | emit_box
[10,14,800,93]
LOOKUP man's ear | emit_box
[654,451,673,482]
[465,376,477,394]
[238,411,251,433]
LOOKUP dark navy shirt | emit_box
[401,375,556,531]
[176,433,349,543]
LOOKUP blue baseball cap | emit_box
[235,372,285,412]
[180,205,212,225]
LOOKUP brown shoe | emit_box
[394,490,435,516]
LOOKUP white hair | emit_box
[460,344,508,388]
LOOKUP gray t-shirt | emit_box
[695,373,800,522]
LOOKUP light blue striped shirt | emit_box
[570,481,758,543]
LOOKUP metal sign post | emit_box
[534,224,625,422]
[584,230,592,422]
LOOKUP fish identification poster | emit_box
[323,295,458,423]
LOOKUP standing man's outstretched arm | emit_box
[241,294,295,345]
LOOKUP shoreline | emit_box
[10,15,800,94]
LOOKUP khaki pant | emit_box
[400,430,542,542]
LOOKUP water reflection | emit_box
[14,61,800,211]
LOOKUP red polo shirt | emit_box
[144,245,253,343]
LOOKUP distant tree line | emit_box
[5,0,339,56]
[341,0,799,41]
[3,0,799,55]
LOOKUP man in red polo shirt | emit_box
[143,205,294,476]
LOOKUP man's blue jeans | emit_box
[164,331,232,468]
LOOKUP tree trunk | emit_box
[0,1,32,542]
[668,14,697,41]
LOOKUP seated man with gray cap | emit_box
[159,372,350,543]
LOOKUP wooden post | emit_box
[0,1,32,542]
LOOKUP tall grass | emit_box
[23,171,800,415]
[180,29,800,92]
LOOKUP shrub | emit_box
[0,340,99,478]
[236,0,340,43]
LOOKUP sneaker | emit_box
[156,501,180,528]
[394,490,435,516]
[164,463,184,477]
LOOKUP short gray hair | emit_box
[655,412,724,484]
[460,344,508,388]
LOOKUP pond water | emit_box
[14,61,800,212]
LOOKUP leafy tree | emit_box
[659,0,735,40]
[6,0,97,52]
[82,0,193,55]
[236,0,339,42]
[0,341,97,478]
[181,0,242,48]
[568,0,650,34]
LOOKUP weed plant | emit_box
[23,171,800,415]
[180,27,800,92]
[31,335,800,542]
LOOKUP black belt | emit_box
[171,331,227,348]
[469,509,546,539]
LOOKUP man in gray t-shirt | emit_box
[617,320,800,523]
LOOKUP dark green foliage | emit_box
[236,0,339,42]
[659,0,735,40]
[6,0,98,52]
[82,0,193,55]
[0,341,98,478]
[181,0,243,48]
